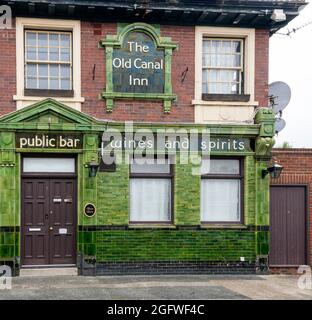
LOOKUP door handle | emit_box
[29,228,41,232]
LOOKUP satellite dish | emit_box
[275,118,286,134]
[269,81,291,114]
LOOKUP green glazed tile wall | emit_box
[174,161,201,225]
[0,231,19,260]
[0,131,18,228]
[256,231,270,256]
[77,156,264,263]
[244,156,256,226]
[95,230,256,262]
[0,100,273,267]
[255,160,270,226]
[96,164,129,225]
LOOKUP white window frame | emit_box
[24,30,73,91]
[194,26,256,106]
[129,159,173,224]
[202,38,244,95]
[15,18,84,110]
[23,157,75,173]
[200,158,243,224]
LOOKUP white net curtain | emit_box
[202,39,243,95]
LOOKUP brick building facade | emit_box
[0,22,270,121]
[0,0,306,275]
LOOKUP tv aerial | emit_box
[268,81,291,134]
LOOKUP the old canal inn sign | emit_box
[100,23,177,113]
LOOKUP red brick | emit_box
[0,21,270,119]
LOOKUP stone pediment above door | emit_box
[0,98,98,130]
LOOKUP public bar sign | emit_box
[113,31,165,94]
[16,133,83,149]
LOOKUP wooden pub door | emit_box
[21,178,77,266]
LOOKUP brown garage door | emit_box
[270,186,307,266]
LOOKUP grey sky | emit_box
[270,0,312,147]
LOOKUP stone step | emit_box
[19,267,78,277]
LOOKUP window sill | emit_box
[129,224,176,229]
[13,95,85,111]
[201,224,247,230]
[202,94,251,102]
[24,89,74,98]
[192,99,258,107]
[14,95,85,103]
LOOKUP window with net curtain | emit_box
[24,30,72,90]
[202,39,243,95]
[201,159,242,222]
[130,159,172,222]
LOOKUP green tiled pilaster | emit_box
[0,132,17,228]
[255,160,270,226]
[81,134,99,226]
[244,156,255,226]
[256,231,270,256]
[97,164,129,225]
[174,160,201,225]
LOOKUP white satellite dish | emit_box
[269,81,291,114]
[275,117,286,134]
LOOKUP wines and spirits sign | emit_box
[100,23,177,113]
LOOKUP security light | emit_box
[270,9,286,22]
[262,163,283,179]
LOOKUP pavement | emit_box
[0,274,312,300]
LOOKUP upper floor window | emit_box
[202,39,243,95]
[15,18,83,110]
[194,27,255,107]
[25,30,72,92]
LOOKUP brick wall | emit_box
[271,148,312,267]
[0,19,16,116]
[0,21,270,119]
[81,22,195,122]
[255,29,269,108]
[81,24,270,120]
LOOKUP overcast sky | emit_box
[270,0,312,147]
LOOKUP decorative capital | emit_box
[255,108,275,137]
[255,136,275,159]
[0,132,15,164]
[255,108,276,158]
